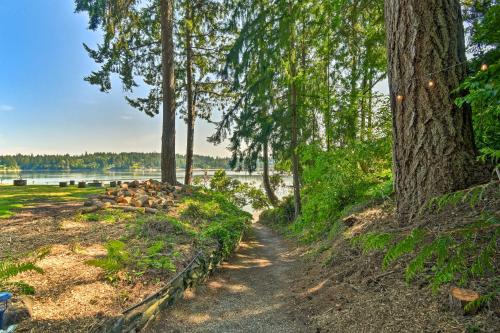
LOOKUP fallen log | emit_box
[131,195,150,208]
[80,206,100,214]
[117,196,132,205]
[110,205,158,214]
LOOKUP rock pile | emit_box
[82,179,185,214]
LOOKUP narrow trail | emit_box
[145,223,310,333]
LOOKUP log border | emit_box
[101,234,244,333]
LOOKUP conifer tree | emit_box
[76,0,177,183]
[385,0,484,221]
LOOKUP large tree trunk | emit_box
[184,1,195,185]
[160,0,176,184]
[262,142,279,207]
[385,0,480,222]
[289,3,302,219]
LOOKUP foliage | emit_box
[77,209,134,223]
[259,196,295,229]
[85,187,251,280]
[0,153,231,171]
[455,60,500,167]
[209,170,270,209]
[421,182,495,214]
[136,240,176,272]
[86,240,130,280]
[183,188,252,255]
[365,213,500,294]
[0,260,44,295]
[382,229,425,269]
[459,2,500,168]
[291,138,392,242]
[351,232,392,254]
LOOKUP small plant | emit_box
[421,183,493,214]
[381,214,499,293]
[0,260,44,295]
[351,232,392,254]
[137,240,176,272]
[86,240,130,280]
[383,228,424,269]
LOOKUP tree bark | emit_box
[289,2,302,219]
[184,1,195,185]
[160,0,176,184]
[385,0,480,222]
[262,142,279,207]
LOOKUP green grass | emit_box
[0,185,102,218]
[76,208,135,223]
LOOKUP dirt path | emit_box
[145,223,310,333]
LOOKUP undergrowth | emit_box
[261,138,393,243]
[86,187,251,281]
[350,185,499,312]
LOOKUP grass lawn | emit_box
[0,185,102,218]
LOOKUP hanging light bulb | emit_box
[481,63,488,71]
[427,79,435,88]
[396,94,404,102]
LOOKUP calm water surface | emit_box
[0,170,292,197]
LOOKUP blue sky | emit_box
[0,0,229,156]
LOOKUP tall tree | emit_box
[75,0,177,184]
[182,0,195,185]
[385,0,481,222]
[177,0,233,185]
[161,0,177,184]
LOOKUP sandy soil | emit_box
[145,223,311,333]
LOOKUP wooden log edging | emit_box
[104,237,239,333]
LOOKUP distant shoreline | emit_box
[0,168,236,172]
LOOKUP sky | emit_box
[0,0,230,157]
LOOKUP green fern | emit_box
[86,240,130,277]
[383,228,424,269]
[405,242,436,282]
[422,183,493,214]
[384,215,499,294]
[0,260,44,295]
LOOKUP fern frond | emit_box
[383,229,424,269]
[0,261,44,281]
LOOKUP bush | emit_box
[294,138,392,241]
[209,170,270,209]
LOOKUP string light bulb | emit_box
[481,63,488,71]
[396,95,404,102]
[427,79,435,88]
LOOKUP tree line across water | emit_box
[0,153,231,171]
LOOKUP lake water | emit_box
[0,170,292,197]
